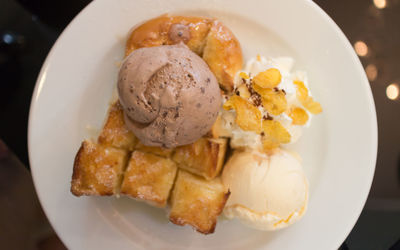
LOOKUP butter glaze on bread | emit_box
[172,138,227,180]
[71,140,128,196]
[120,151,177,208]
[98,101,137,150]
[169,170,230,234]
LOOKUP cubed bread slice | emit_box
[135,141,174,158]
[202,21,243,92]
[71,140,129,196]
[98,100,137,150]
[206,112,233,138]
[169,170,230,234]
[120,151,177,208]
[172,138,227,179]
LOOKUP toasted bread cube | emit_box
[71,140,128,196]
[120,151,177,207]
[172,138,227,179]
[135,141,174,158]
[206,113,230,138]
[169,170,230,234]
[98,101,137,150]
[206,111,235,138]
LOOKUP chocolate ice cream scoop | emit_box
[118,44,221,148]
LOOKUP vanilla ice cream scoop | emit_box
[222,149,308,230]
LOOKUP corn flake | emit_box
[293,80,309,102]
[252,84,287,116]
[303,99,322,114]
[293,80,322,114]
[253,68,282,89]
[261,89,287,116]
[252,82,267,96]
[239,72,250,80]
[288,107,309,125]
[237,84,251,99]
[223,95,262,133]
[262,120,291,150]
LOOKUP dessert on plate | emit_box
[70,14,322,234]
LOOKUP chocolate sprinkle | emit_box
[243,78,264,107]
[246,79,257,96]
[263,114,273,120]
[251,95,262,107]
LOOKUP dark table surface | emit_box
[0,0,399,249]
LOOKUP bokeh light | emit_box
[373,0,386,9]
[365,64,378,81]
[386,83,399,100]
[354,41,368,56]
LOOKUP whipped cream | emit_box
[220,56,315,149]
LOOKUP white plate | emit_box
[28,0,377,249]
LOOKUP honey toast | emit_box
[172,138,227,179]
[98,100,137,150]
[169,170,230,234]
[120,151,177,207]
[71,140,129,196]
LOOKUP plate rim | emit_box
[306,1,378,249]
[27,0,378,249]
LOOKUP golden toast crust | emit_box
[172,138,227,179]
[135,141,174,158]
[202,20,243,92]
[98,101,137,150]
[120,151,177,207]
[71,140,128,196]
[126,15,212,56]
[169,170,230,234]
